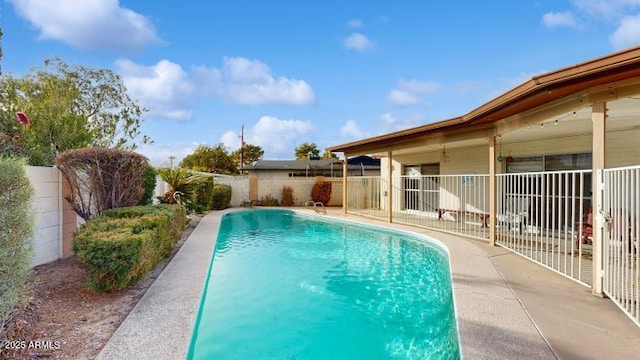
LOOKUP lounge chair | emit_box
[575,207,593,251]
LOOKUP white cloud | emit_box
[610,14,640,48]
[546,0,640,48]
[571,0,640,19]
[116,59,194,121]
[388,89,423,106]
[379,112,423,133]
[397,79,441,93]
[221,116,316,159]
[344,32,375,52]
[8,0,162,51]
[220,131,241,152]
[340,119,369,140]
[380,112,397,126]
[542,11,580,28]
[388,79,441,106]
[195,57,316,105]
[347,19,363,28]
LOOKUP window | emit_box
[506,153,591,173]
[402,163,440,212]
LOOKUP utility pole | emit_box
[168,155,175,169]
[239,125,245,173]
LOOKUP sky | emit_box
[1,0,640,166]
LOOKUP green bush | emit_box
[73,204,186,292]
[211,184,232,210]
[0,157,35,333]
[102,204,186,250]
[311,181,332,206]
[156,167,210,213]
[193,180,215,213]
[137,165,157,206]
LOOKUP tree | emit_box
[295,142,320,160]
[1,74,93,165]
[55,148,149,220]
[0,58,151,164]
[0,26,3,76]
[322,150,339,160]
[179,144,237,174]
[231,143,264,169]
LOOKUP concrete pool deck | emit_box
[98,208,640,359]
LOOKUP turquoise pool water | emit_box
[188,210,460,359]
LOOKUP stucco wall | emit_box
[256,178,343,206]
[389,145,489,177]
[152,175,342,207]
[215,177,250,207]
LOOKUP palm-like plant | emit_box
[157,167,211,208]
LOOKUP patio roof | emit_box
[328,46,640,154]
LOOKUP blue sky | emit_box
[2,0,640,166]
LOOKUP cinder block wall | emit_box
[25,166,77,267]
[25,166,62,266]
[153,175,343,208]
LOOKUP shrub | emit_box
[311,181,332,206]
[157,167,210,212]
[102,204,186,246]
[258,195,279,206]
[193,180,215,213]
[55,147,149,220]
[137,165,157,206]
[211,184,232,210]
[73,204,186,292]
[0,157,35,334]
[281,186,294,206]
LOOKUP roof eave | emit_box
[328,46,640,154]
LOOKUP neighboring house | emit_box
[243,157,380,179]
[328,45,640,324]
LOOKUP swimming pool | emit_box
[187,209,460,359]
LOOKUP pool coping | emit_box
[98,208,640,359]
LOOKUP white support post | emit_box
[387,149,393,223]
[592,101,606,296]
[489,135,497,246]
[343,153,349,214]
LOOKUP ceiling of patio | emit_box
[389,96,640,157]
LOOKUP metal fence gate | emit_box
[602,165,640,326]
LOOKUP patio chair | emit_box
[497,196,529,234]
[575,207,593,250]
[607,208,635,253]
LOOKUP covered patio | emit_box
[328,46,640,326]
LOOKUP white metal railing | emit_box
[496,170,593,285]
[346,175,490,240]
[603,165,640,326]
[345,168,639,326]
[346,177,386,221]
[392,175,490,240]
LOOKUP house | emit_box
[243,157,380,179]
[328,46,640,325]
